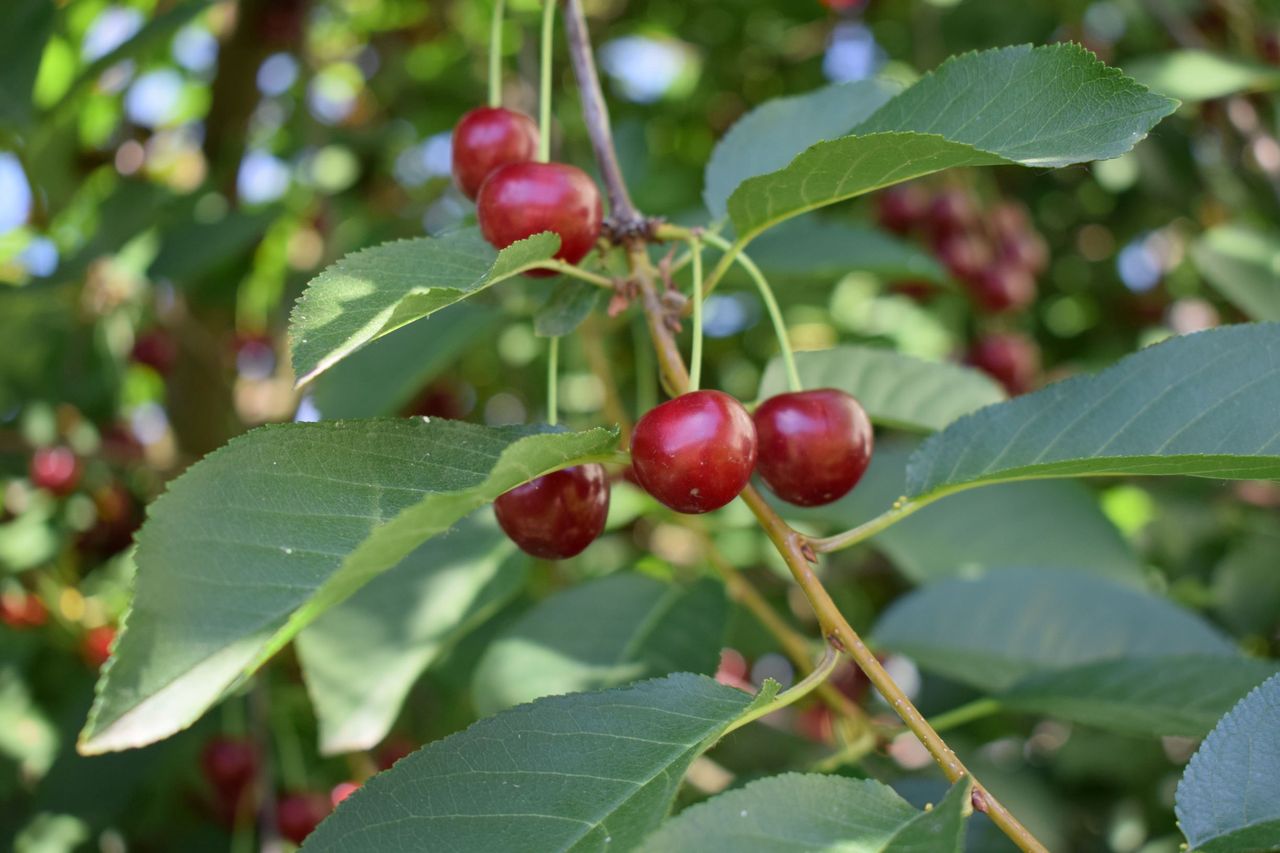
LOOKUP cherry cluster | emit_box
[878,183,1046,395]
[452,107,602,270]
[494,388,873,560]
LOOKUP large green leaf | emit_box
[757,346,1004,433]
[1176,673,1280,852]
[728,44,1176,240]
[747,219,947,285]
[472,574,727,715]
[873,569,1238,691]
[297,514,527,754]
[639,774,969,853]
[303,673,766,853]
[786,440,1144,586]
[78,419,619,755]
[289,231,560,385]
[999,656,1279,738]
[1191,225,1280,322]
[703,80,899,220]
[310,303,499,418]
[907,324,1280,500]
[1127,50,1280,103]
[0,0,54,128]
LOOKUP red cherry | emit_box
[932,231,993,284]
[795,704,835,744]
[998,231,1049,275]
[754,389,873,507]
[630,390,757,515]
[131,330,177,374]
[81,625,116,669]
[493,464,610,559]
[330,781,360,807]
[29,447,80,496]
[967,263,1036,314]
[477,162,603,274]
[451,107,539,200]
[202,736,259,796]
[0,590,47,629]
[927,188,980,236]
[965,332,1041,396]
[875,184,929,235]
[714,648,752,691]
[276,791,332,845]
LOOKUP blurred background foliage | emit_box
[1,0,1279,850]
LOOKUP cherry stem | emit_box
[722,645,840,737]
[537,0,556,163]
[547,335,560,426]
[689,231,704,392]
[929,697,1002,732]
[532,259,614,288]
[488,0,505,107]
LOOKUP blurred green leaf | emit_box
[729,44,1176,240]
[534,278,603,338]
[0,667,58,779]
[1191,225,1280,322]
[79,420,618,754]
[907,324,1280,499]
[289,231,560,385]
[1176,672,1280,852]
[757,345,1004,432]
[304,674,765,853]
[297,514,526,755]
[149,208,282,285]
[1211,531,1280,635]
[1127,50,1280,102]
[747,219,947,285]
[0,0,55,129]
[471,574,727,715]
[874,568,1238,691]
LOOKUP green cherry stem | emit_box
[547,335,560,426]
[689,231,705,392]
[722,645,841,737]
[537,0,556,163]
[699,231,802,393]
[488,0,506,107]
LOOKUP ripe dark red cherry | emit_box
[451,107,539,200]
[927,188,980,236]
[753,389,873,507]
[630,390,757,514]
[81,625,116,669]
[876,184,929,235]
[966,332,1041,396]
[202,736,259,796]
[276,791,332,844]
[29,447,80,496]
[968,262,1036,314]
[493,464,610,559]
[933,230,992,284]
[477,162,603,274]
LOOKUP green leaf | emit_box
[747,219,947,285]
[310,303,499,418]
[0,0,54,128]
[1191,225,1280,322]
[534,278,603,338]
[873,569,1238,691]
[149,207,282,284]
[727,44,1175,241]
[787,439,1144,586]
[78,419,618,755]
[1127,50,1280,103]
[639,774,969,853]
[472,574,727,715]
[289,230,560,385]
[999,656,1279,738]
[703,80,899,220]
[1176,672,1280,852]
[303,673,760,853]
[297,514,527,754]
[757,346,1004,433]
[907,324,1280,500]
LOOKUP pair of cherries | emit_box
[494,389,873,560]
[452,107,602,271]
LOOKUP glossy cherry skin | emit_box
[202,736,259,796]
[29,447,80,496]
[451,107,539,200]
[477,162,603,275]
[966,332,1041,395]
[630,390,757,515]
[753,389,873,507]
[493,463,610,559]
[276,791,332,844]
[967,262,1036,314]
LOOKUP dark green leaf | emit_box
[78,419,618,754]
[289,230,560,385]
[1176,672,1280,852]
[1127,50,1280,102]
[304,674,763,853]
[534,278,603,338]
[472,574,727,715]
[149,208,282,285]
[907,324,1280,499]
[757,346,1004,433]
[873,569,1238,691]
[747,219,947,285]
[883,778,970,853]
[297,514,526,754]
[0,0,54,128]
[1191,225,1280,322]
